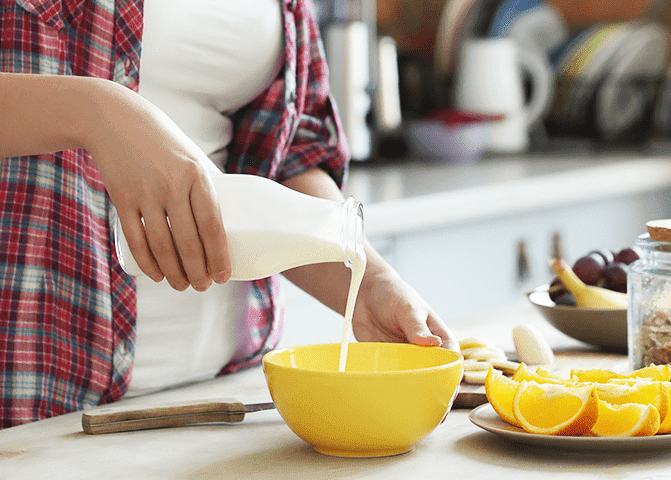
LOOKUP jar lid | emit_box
[647,220,671,242]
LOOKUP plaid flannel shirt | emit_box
[0,0,349,428]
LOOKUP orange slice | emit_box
[571,368,618,383]
[512,381,599,435]
[592,382,669,423]
[625,364,671,382]
[591,401,660,437]
[659,382,671,434]
[534,366,566,382]
[511,363,566,385]
[484,367,521,427]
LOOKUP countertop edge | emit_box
[361,158,671,237]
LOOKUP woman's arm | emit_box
[281,168,460,351]
[0,73,230,291]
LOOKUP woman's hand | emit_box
[83,80,231,291]
[0,74,231,291]
[350,248,460,351]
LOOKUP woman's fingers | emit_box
[162,205,211,291]
[398,305,444,348]
[119,177,231,291]
[163,178,230,290]
[189,180,231,284]
[404,315,460,352]
[426,314,460,352]
[142,208,190,291]
[117,210,164,283]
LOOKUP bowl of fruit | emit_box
[527,248,639,352]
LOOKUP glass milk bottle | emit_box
[112,173,365,281]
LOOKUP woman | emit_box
[0,0,458,428]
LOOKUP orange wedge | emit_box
[512,363,566,385]
[591,401,660,437]
[592,382,669,423]
[534,366,566,382]
[656,382,671,434]
[571,368,618,384]
[625,364,671,382]
[512,381,599,435]
[484,367,521,427]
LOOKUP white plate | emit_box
[469,404,671,451]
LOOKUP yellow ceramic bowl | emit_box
[262,342,463,458]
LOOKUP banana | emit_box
[551,258,627,309]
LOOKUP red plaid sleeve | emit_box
[226,0,349,186]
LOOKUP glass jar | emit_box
[628,233,671,370]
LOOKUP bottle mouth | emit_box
[111,206,140,276]
[341,196,364,268]
[110,207,127,273]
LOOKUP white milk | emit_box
[114,173,364,281]
[339,249,366,372]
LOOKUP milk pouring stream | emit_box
[113,173,366,370]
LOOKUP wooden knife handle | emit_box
[81,398,245,434]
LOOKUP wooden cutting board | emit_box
[453,382,487,409]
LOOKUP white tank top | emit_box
[128,0,284,396]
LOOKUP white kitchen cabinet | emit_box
[277,155,671,347]
[390,189,671,332]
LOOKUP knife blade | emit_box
[81,398,276,434]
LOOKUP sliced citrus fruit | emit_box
[592,381,668,423]
[512,381,598,435]
[607,378,649,385]
[657,382,671,434]
[625,364,671,382]
[591,401,660,437]
[511,363,566,385]
[534,366,565,382]
[571,368,618,383]
[484,367,521,427]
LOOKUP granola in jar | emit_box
[637,309,671,366]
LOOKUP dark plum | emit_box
[613,247,641,265]
[548,276,567,302]
[589,249,614,265]
[603,261,628,293]
[572,253,606,286]
[554,292,577,306]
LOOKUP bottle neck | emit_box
[341,196,364,268]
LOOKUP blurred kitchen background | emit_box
[313,0,671,161]
[278,0,671,347]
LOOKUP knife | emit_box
[81,398,276,434]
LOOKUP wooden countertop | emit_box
[2,299,668,480]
